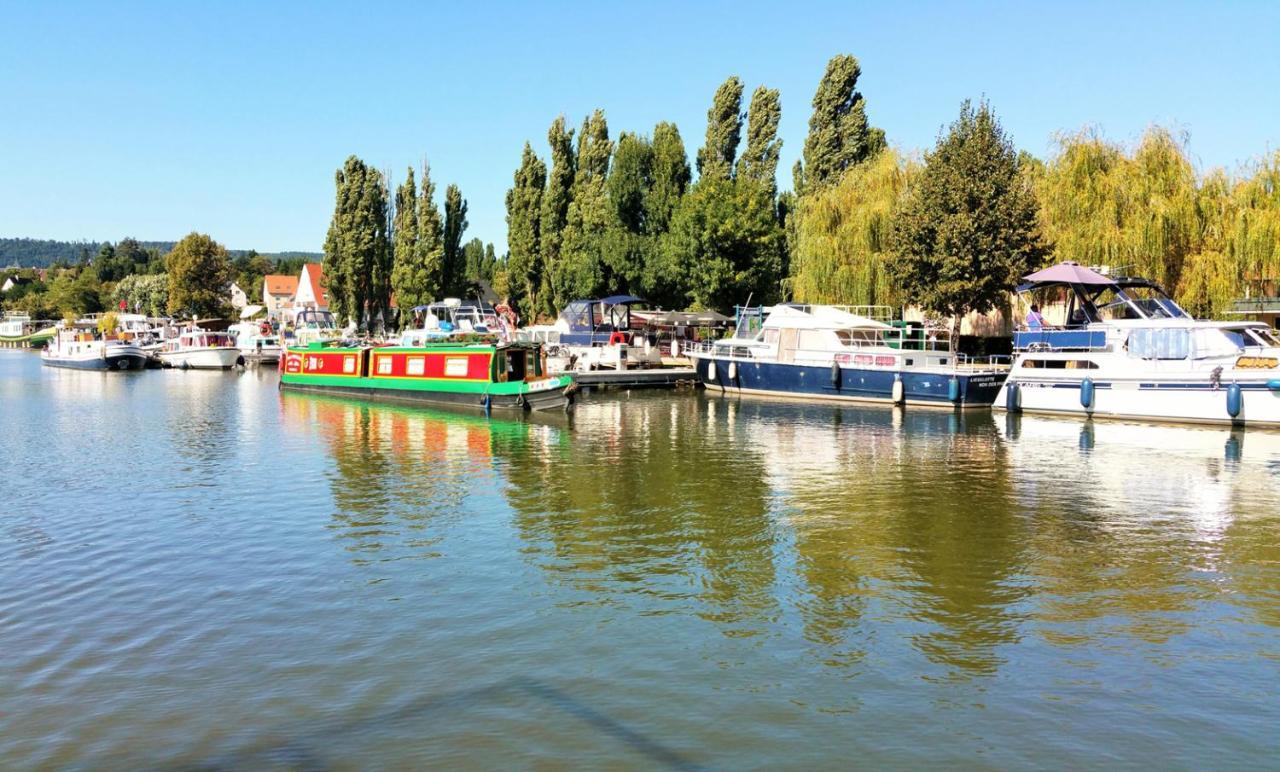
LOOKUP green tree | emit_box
[505,142,547,320]
[441,183,469,296]
[696,76,744,182]
[795,54,885,194]
[114,273,171,317]
[603,131,655,292]
[736,85,783,193]
[557,110,613,305]
[540,117,576,317]
[232,250,273,299]
[166,232,233,318]
[645,122,691,235]
[461,237,487,282]
[889,101,1048,337]
[390,166,421,320]
[322,156,391,327]
[789,149,918,305]
[663,177,785,311]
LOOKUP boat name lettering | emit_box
[1236,356,1278,369]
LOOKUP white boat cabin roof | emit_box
[762,304,892,332]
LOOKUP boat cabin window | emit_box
[798,329,830,350]
[1022,359,1099,369]
[1127,328,1191,359]
[834,328,883,347]
[1192,328,1244,359]
[761,328,779,345]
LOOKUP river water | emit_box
[3,349,1279,768]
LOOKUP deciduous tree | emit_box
[795,54,884,194]
[889,101,1047,337]
[696,76,744,182]
[166,232,233,318]
[505,142,547,319]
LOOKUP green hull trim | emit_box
[280,372,573,396]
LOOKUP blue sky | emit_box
[1,0,1277,253]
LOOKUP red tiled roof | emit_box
[302,263,328,307]
[264,274,298,296]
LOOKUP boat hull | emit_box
[691,355,1006,407]
[280,379,573,412]
[159,348,243,370]
[996,376,1280,427]
[42,350,148,371]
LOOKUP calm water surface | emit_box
[3,349,1279,768]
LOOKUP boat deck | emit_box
[574,367,700,390]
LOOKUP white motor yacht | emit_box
[996,262,1280,427]
[158,330,242,370]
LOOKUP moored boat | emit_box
[158,330,243,369]
[0,313,57,349]
[996,262,1280,427]
[280,338,575,412]
[689,304,1009,407]
[41,328,147,371]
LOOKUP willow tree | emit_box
[890,101,1048,336]
[1037,127,1199,290]
[505,143,546,320]
[790,149,917,306]
[1229,151,1280,291]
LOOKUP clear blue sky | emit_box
[1,0,1277,253]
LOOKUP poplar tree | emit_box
[736,86,783,194]
[603,131,655,292]
[390,166,420,320]
[505,142,546,319]
[795,54,885,194]
[696,76,744,182]
[416,163,446,300]
[889,101,1047,337]
[323,156,390,327]
[539,116,576,317]
[442,183,469,296]
[557,110,613,305]
[645,122,692,235]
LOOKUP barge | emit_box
[280,338,575,412]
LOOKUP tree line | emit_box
[1,234,310,320]
[320,157,499,328]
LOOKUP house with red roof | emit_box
[262,274,299,319]
[294,263,329,312]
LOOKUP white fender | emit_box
[671,339,681,358]
[891,377,905,404]
[705,359,717,382]
[727,361,737,380]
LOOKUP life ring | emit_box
[608,331,628,346]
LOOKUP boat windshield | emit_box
[1090,284,1188,322]
[1243,326,1280,348]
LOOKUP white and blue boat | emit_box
[996,262,1280,427]
[689,304,1008,407]
[41,328,148,371]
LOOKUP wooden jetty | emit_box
[573,367,700,390]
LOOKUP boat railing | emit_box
[1013,328,1109,352]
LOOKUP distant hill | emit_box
[0,237,321,268]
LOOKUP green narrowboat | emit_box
[280,339,575,411]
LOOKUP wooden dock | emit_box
[573,367,701,390]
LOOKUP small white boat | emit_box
[158,330,243,370]
[996,262,1280,427]
[541,296,664,372]
[229,320,283,365]
[41,329,147,371]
